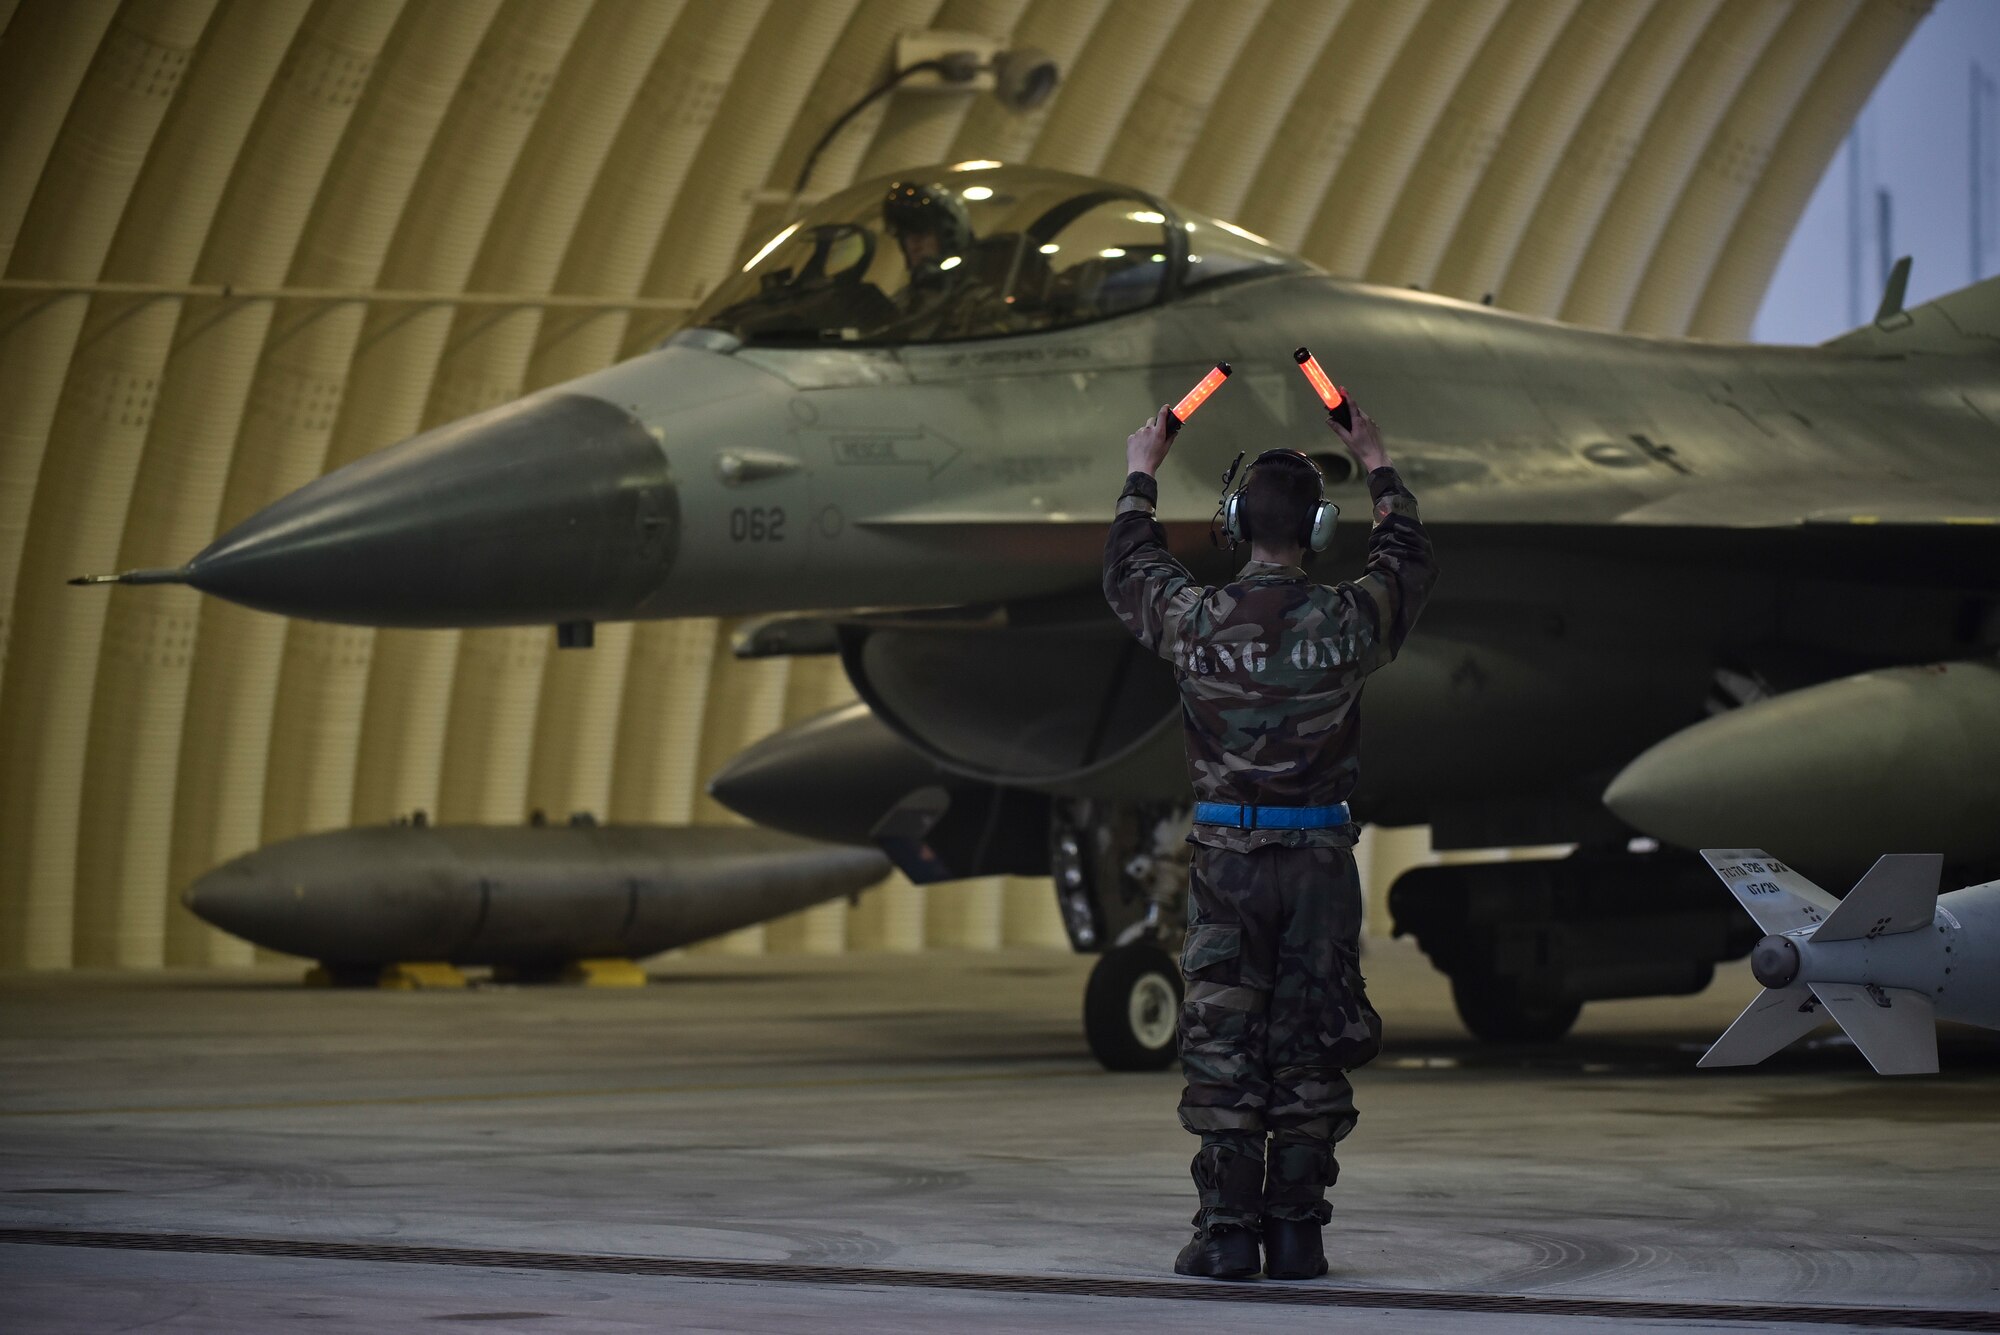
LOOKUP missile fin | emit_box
[1698,984,1824,1068]
[1812,853,1942,942]
[1699,849,1841,935]
[1809,983,1938,1075]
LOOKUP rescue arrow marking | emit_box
[826,427,963,480]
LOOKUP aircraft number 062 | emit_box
[729,507,785,542]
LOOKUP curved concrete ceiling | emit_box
[0,0,1929,969]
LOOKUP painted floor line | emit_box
[0,1064,1096,1119]
[2,1228,1994,1330]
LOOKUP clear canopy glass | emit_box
[692,162,1306,347]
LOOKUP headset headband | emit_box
[1218,449,1339,552]
[1249,448,1321,478]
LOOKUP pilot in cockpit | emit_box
[879,180,1015,340]
[882,179,973,294]
[696,165,1298,348]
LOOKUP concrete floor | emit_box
[3,938,1998,1333]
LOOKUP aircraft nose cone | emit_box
[184,392,677,627]
[180,828,473,961]
[181,858,284,947]
[1606,662,2000,880]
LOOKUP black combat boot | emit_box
[1261,1218,1328,1280]
[1179,1132,1265,1278]
[1173,1225,1260,1280]
[1262,1131,1334,1278]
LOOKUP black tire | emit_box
[1450,973,1582,1044]
[1084,942,1183,1071]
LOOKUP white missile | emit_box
[1698,849,2000,1075]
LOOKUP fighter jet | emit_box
[1697,849,2000,1075]
[78,163,2000,1067]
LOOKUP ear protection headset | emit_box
[1218,449,1338,552]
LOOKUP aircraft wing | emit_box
[1612,481,2000,531]
[859,470,2000,532]
[853,482,2000,589]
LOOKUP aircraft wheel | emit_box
[1450,974,1581,1044]
[1084,942,1183,1071]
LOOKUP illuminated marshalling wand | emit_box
[1164,361,1231,436]
[1293,347,1353,430]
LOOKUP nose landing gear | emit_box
[1085,941,1182,1070]
[1051,799,1192,1071]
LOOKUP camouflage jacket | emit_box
[1103,466,1436,851]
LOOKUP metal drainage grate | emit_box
[2,1227,1995,1331]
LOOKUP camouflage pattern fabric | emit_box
[1104,459,1427,1233]
[1190,1131,1265,1232]
[1179,843,1380,1229]
[1103,466,1435,853]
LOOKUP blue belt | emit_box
[1193,801,1350,830]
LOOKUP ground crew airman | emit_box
[1103,396,1436,1280]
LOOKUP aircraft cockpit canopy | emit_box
[691,162,1307,347]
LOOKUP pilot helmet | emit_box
[882,179,973,259]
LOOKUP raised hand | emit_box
[1328,392,1388,473]
[1126,404,1175,476]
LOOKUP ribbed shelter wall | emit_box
[1100,1,1266,196]
[1497,0,1724,317]
[146,0,406,966]
[1622,0,1859,335]
[763,656,861,955]
[1558,0,1795,328]
[69,0,319,970]
[1236,1,1428,252]
[689,623,792,956]
[0,0,122,694]
[0,0,119,273]
[1302,0,1512,277]
[758,0,944,234]
[609,620,716,827]
[1028,0,1191,177]
[430,0,686,832]
[1365,0,1581,288]
[0,0,219,969]
[346,0,596,838]
[525,1,772,834]
[1168,1,1349,219]
[1429,0,1655,305]
[1688,0,1929,339]
[215,1,495,971]
[0,0,1924,971]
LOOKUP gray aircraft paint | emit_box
[181,823,888,966]
[1608,662,2000,873]
[142,224,1998,627]
[88,163,2000,890]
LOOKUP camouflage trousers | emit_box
[1178,843,1381,1230]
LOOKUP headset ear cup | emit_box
[1222,491,1243,545]
[1309,501,1338,552]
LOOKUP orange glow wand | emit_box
[1293,347,1353,430]
[1166,362,1231,436]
